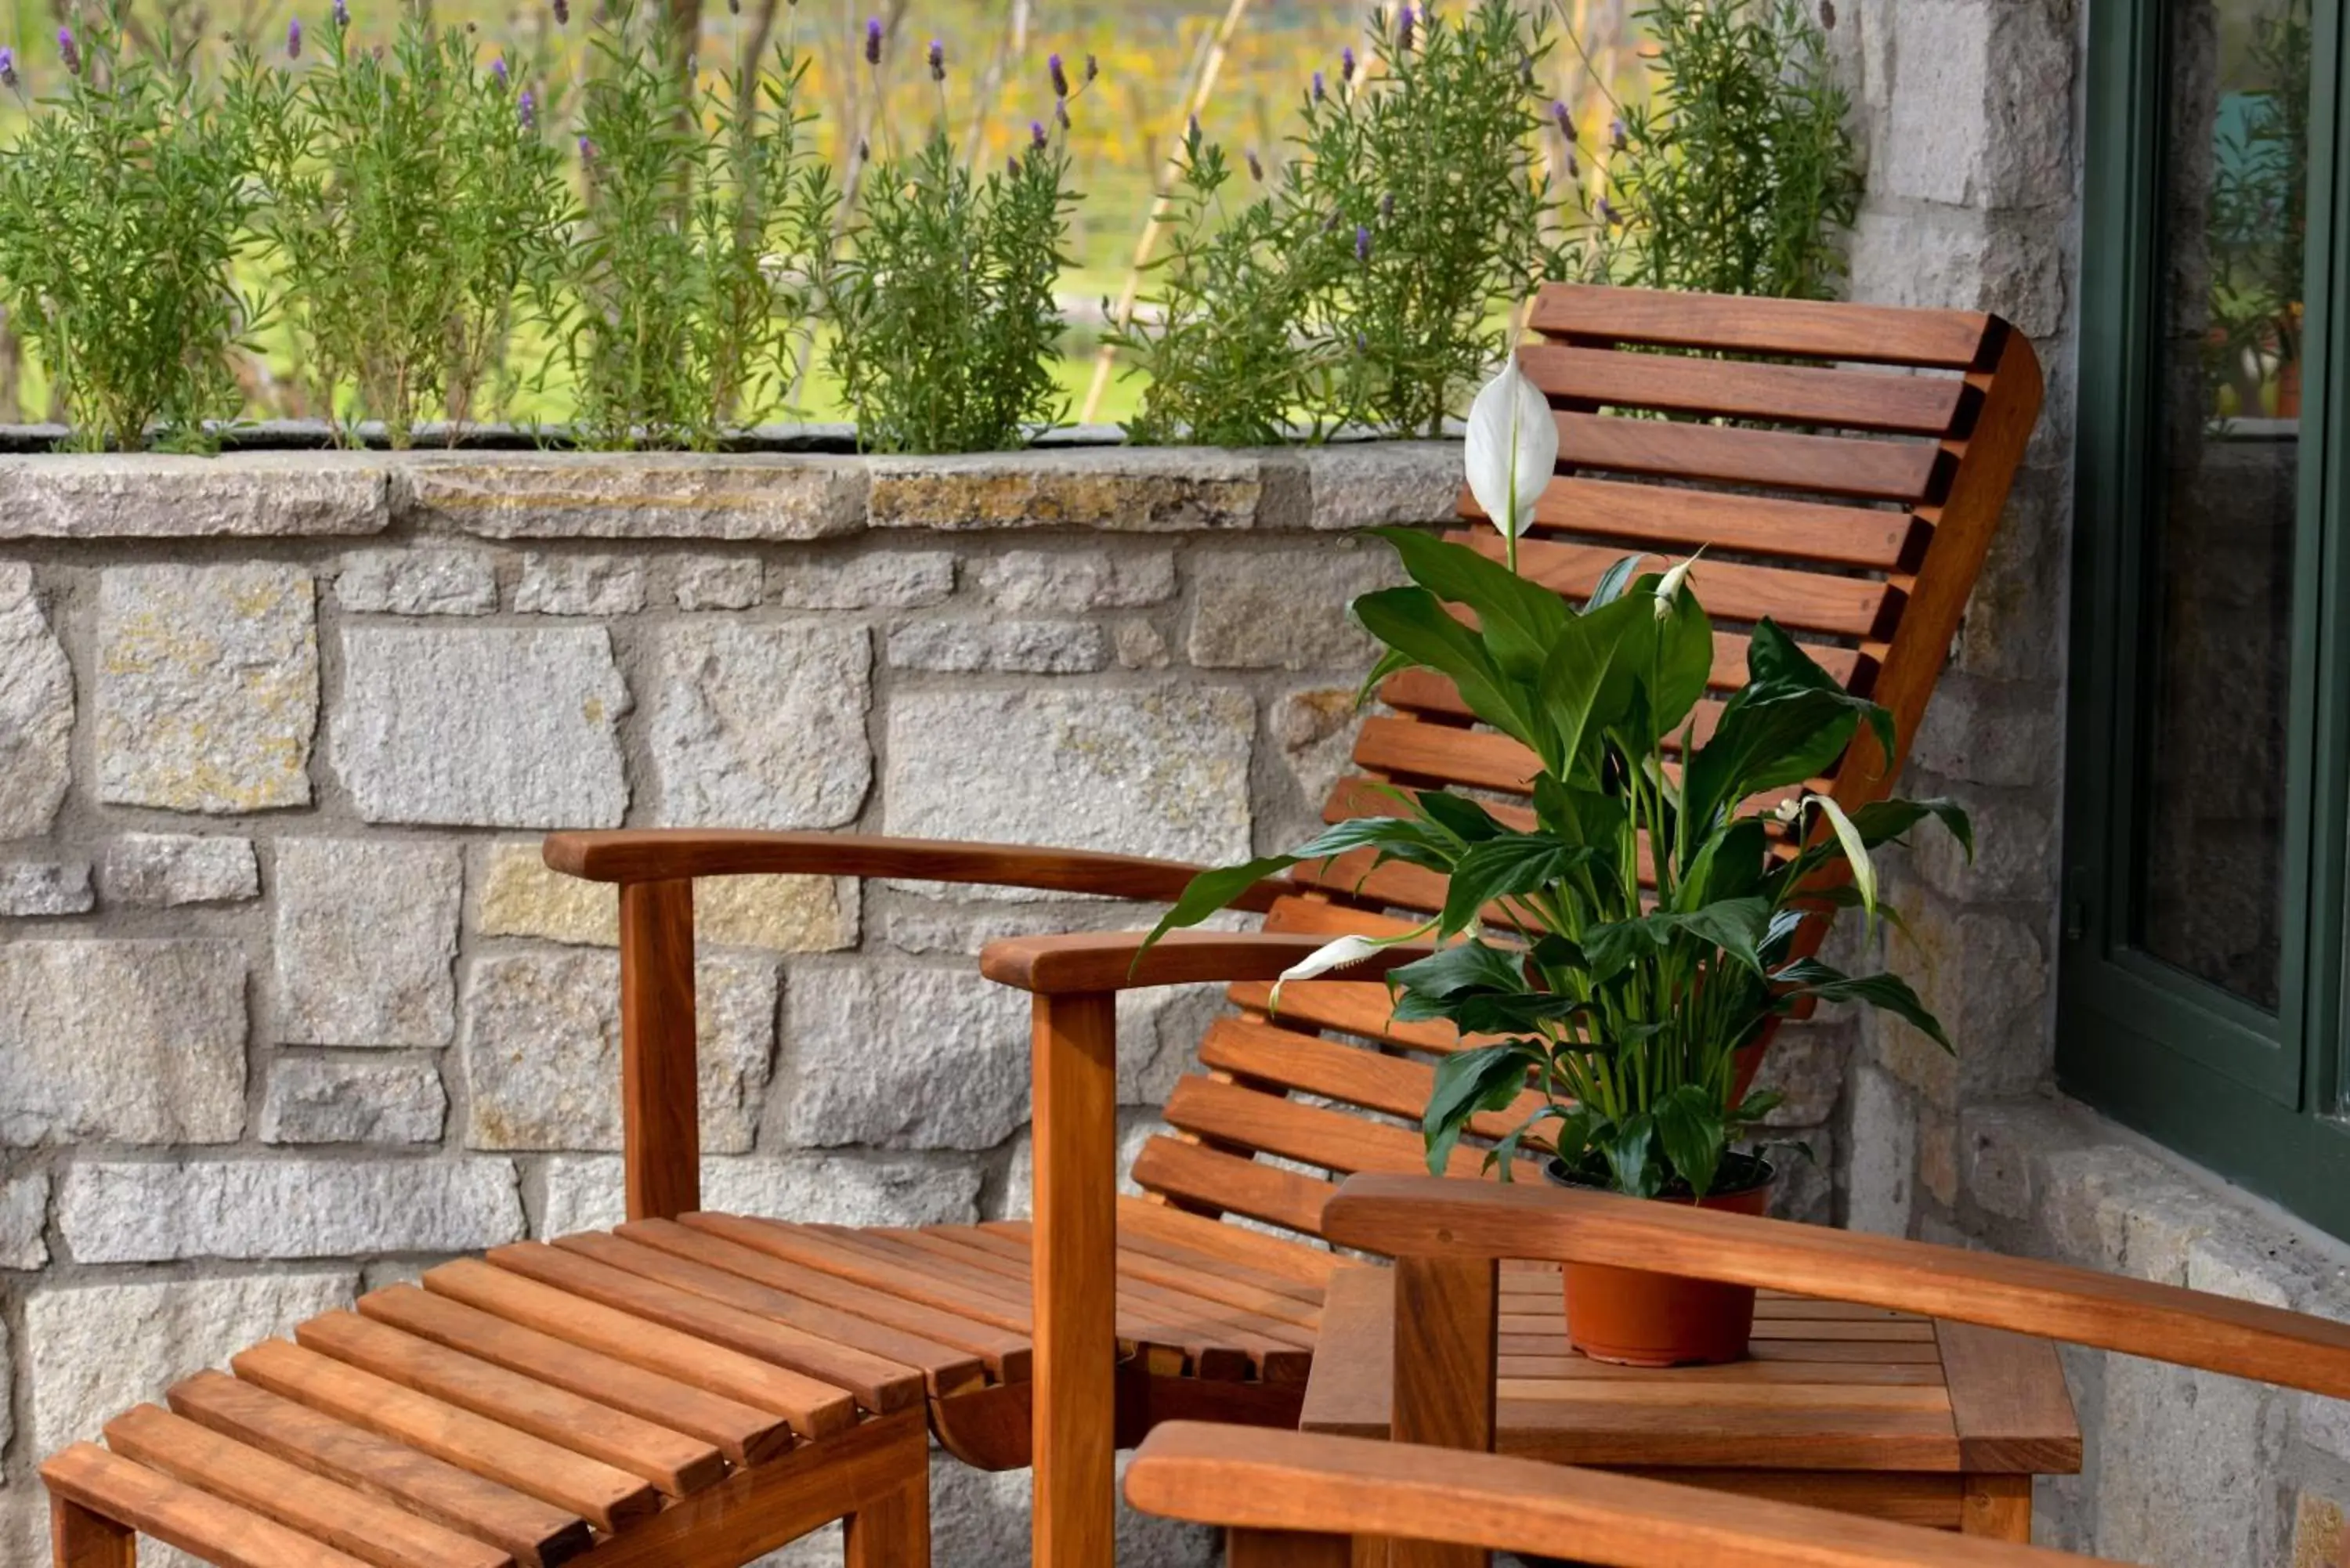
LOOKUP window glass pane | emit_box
[2132,0,2311,1010]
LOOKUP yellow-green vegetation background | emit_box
[0,0,1651,428]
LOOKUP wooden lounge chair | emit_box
[36,284,2044,1568]
[1119,1172,2350,1567]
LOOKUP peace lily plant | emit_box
[1147,354,1965,1207]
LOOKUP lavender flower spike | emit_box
[518,87,537,129]
[1029,118,1047,149]
[551,0,569,24]
[0,48,16,89]
[863,16,882,65]
[332,0,348,27]
[492,56,509,89]
[1397,5,1415,49]
[1354,224,1372,264]
[287,17,302,57]
[56,25,78,75]
[1246,147,1263,181]
[1609,116,1626,151]
[1551,99,1573,141]
[927,38,942,80]
[577,133,594,161]
[1084,54,1097,83]
[1047,52,1068,96]
[1055,96,1069,128]
[1311,70,1325,103]
[1340,45,1355,82]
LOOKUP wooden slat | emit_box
[1553,410,1944,503]
[421,1257,857,1438]
[41,1443,368,1568]
[1513,341,1972,436]
[1459,529,1903,640]
[229,1339,662,1536]
[1528,284,1994,369]
[291,1310,725,1498]
[1372,674,1726,753]
[1196,1017,1545,1142]
[670,1212,1036,1378]
[1935,1319,2084,1472]
[1224,976,1475,1056]
[1113,1192,1340,1291]
[1164,1074,1531,1182]
[1260,886,1441,939]
[487,1241,923,1416]
[1491,1379,1947,1411]
[1496,1355,1943,1386]
[167,1370,591,1568]
[673,1217,1030,1338]
[1353,715,1539,793]
[1495,1404,1961,1471]
[102,1404,512,1568]
[356,1284,793,1469]
[1129,1134,1335,1237]
[585,1222,992,1394]
[1496,476,1924,570]
[1097,1223,1325,1309]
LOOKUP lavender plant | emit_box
[823,36,1079,453]
[560,0,835,450]
[227,2,567,445]
[0,2,255,450]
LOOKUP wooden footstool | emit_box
[39,1237,935,1568]
[1300,1263,2082,1541]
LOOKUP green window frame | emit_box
[2059,0,2350,1236]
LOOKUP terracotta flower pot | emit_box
[1549,1154,1778,1367]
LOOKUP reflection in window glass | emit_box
[2133,0,2309,1011]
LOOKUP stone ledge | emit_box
[0,453,391,539]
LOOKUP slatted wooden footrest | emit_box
[39,1217,936,1568]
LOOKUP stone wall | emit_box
[1834,5,2350,1564]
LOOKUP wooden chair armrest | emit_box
[1321,1174,2350,1400]
[542,829,1286,910]
[980,930,1434,994]
[1125,1422,2103,1566]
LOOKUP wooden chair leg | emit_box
[844,1473,930,1568]
[50,1497,134,1568]
[1961,1475,2032,1541]
[1230,1526,1351,1568]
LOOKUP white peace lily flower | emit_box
[1654,555,1697,620]
[1266,932,1390,1014]
[1463,353,1558,547]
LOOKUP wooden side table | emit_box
[1300,1262,2082,1542]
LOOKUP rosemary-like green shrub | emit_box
[229,4,566,445]
[0,2,254,450]
[560,0,834,450]
[1148,362,1963,1200]
[825,42,1079,454]
[1579,0,1860,299]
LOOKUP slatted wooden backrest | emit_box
[1132,283,2045,1245]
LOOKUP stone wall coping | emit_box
[0,441,1466,543]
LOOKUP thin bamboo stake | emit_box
[1076,0,1254,425]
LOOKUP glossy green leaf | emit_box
[1654,1082,1725,1198]
[1423,1041,1544,1175]
[1368,528,1571,689]
[1352,585,1536,746]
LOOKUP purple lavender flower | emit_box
[1029,118,1047,149]
[1245,147,1263,181]
[1551,99,1573,141]
[1354,224,1371,264]
[518,87,537,129]
[1055,95,1069,128]
[1397,5,1415,49]
[56,25,78,75]
[286,17,302,57]
[927,38,942,80]
[1047,52,1068,96]
[1608,116,1625,151]
[1564,148,1579,179]
[1311,70,1325,102]
[0,47,16,89]
[1340,45,1355,82]
[1380,190,1394,222]
[863,16,882,65]
[1596,195,1619,226]
[492,56,509,89]
[1084,53,1098,83]
[331,0,348,27]
[1007,155,1021,178]
[577,133,594,161]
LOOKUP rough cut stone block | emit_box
[1878,0,2073,213]
[57,1158,524,1262]
[768,551,955,609]
[885,619,1108,674]
[274,840,461,1048]
[538,1152,983,1234]
[0,1171,48,1268]
[335,548,497,616]
[674,555,765,610]
[1298,442,1462,530]
[772,963,1029,1150]
[972,550,1175,611]
[1875,889,2050,1103]
[475,841,855,952]
[0,862,92,916]
[0,940,245,1146]
[885,686,1253,873]
[400,453,866,540]
[1748,1021,1854,1127]
[0,453,388,539]
[1910,673,2062,789]
[1115,620,1172,670]
[99,833,260,907]
[869,450,1260,532]
[650,623,871,830]
[28,1271,356,1460]
[0,563,71,836]
[1188,545,1397,669]
[97,562,318,813]
[1846,1063,1915,1238]
[260,1058,449,1144]
[463,951,776,1151]
[515,553,648,616]
[1271,686,1365,839]
[1849,205,2067,342]
[334,627,630,828]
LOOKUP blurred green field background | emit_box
[0,0,1647,428]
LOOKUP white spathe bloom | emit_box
[1463,353,1558,541]
[1654,555,1697,620]
[1266,932,1389,1013]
